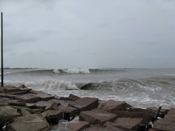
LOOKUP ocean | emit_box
[3,68,175,109]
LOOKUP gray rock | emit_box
[67,121,90,131]
[9,114,50,131]
[97,100,131,113]
[0,106,21,120]
[16,93,40,103]
[69,97,98,111]
[79,109,117,125]
[114,117,143,130]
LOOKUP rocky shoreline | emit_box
[0,85,175,131]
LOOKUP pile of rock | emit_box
[0,85,175,131]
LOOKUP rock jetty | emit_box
[0,85,175,131]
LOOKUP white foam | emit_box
[53,69,61,74]
[5,80,79,90]
[53,68,90,74]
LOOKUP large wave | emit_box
[4,76,175,108]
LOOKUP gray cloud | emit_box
[1,0,175,68]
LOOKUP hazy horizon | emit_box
[1,0,175,69]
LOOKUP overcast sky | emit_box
[0,0,175,69]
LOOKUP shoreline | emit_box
[0,84,175,131]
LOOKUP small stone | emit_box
[67,121,90,131]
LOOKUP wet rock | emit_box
[26,103,36,108]
[59,105,79,118]
[105,121,131,131]
[114,117,143,130]
[31,90,54,101]
[42,110,62,125]
[69,97,98,111]
[113,111,154,124]
[79,109,117,125]
[83,125,112,131]
[0,97,12,106]
[45,102,60,111]
[49,98,72,106]
[18,84,26,88]
[16,93,41,103]
[9,114,50,131]
[2,85,31,94]
[26,108,43,114]
[152,108,175,131]
[166,108,175,116]
[27,101,61,110]
[67,121,90,131]
[9,100,26,106]
[68,94,80,101]
[148,129,157,131]
[97,100,131,113]
[0,93,17,99]
[0,106,21,121]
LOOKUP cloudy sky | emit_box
[0,0,175,68]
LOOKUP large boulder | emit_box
[97,100,131,113]
[69,97,98,111]
[152,108,175,131]
[0,97,12,106]
[31,90,54,101]
[68,94,80,101]
[0,106,21,120]
[67,121,90,131]
[105,121,130,131]
[59,105,79,118]
[9,114,50,131]
[42,110,62,125]
[79,109,117,125]
[1,85,31,93]
[114,117,143,130]
[16,93,41,103]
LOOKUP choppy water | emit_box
[2,68,175,108]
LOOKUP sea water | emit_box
[2,68,175,130]
[3,68,175,108]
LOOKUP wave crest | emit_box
[53,68,90,74]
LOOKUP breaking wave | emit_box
[5,77,175,92]
[5,76,175,108]
[53,68,90,74]
[4,68,130,75]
